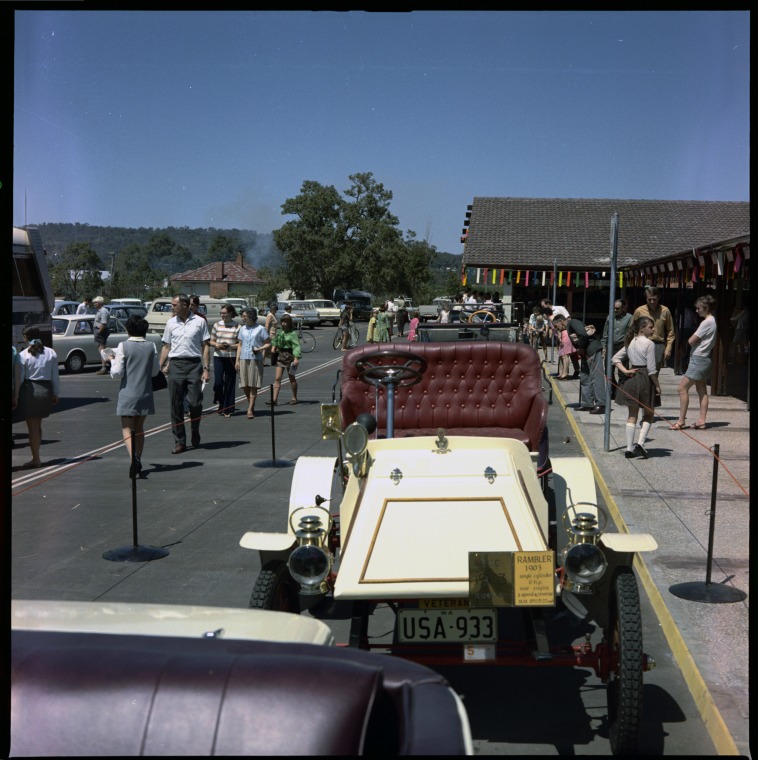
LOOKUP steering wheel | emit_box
[355,350,428,388]
[468,309,498,324]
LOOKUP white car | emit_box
[276,300,321,328]
[52,314,163,373]
[309,299,341,326]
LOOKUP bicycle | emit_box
[295,319,316,353]
[333,321,360,350]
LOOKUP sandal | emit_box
[289,399,298,405]
[247,410,255,419]
[265,400,277,406]
[692,422,706,429]
[671,422,688,430]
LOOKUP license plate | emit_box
[397,608,497,643]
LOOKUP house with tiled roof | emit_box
[169,253,266,300]
[460,197,749,397]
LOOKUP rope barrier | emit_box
[577,356,749,498]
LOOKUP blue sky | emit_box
[13,10,750,255]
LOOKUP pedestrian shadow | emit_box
[613,446,673,459]
[12,456,81,472]
[193,440,252,451]
[139,461,205,477]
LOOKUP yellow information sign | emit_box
[468,551,555,607]
[512,551,556,606]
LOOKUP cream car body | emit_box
[52,314,163,373]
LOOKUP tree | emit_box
[111,243,166,299]
[49,242,103,300]
[393,232,435,303]
[145,232,195,275]
[273,180,348,298]
[256,266,290,307]
[202,234,242,265]
[273,172,414,299]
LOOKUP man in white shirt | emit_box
[159,294,211,454]
[386,298,398,337]
[541,298,569,320]
[76,296,94,315]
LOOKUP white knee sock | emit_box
[626,423,636,451]
[638,421,652,446]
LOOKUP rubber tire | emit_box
[333,329,344,350]
[607,569,644,756]
[299,332,316,352]
[249,560,300,613]
[65,351,87,373]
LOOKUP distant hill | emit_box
[33,222,460,279]
[34,223,282,271]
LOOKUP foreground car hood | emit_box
[335,436,549,600]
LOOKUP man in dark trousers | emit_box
[602,299,632,399]
[159,294,211,454]
[556,314,607,414]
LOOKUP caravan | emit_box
[13,226,54,350]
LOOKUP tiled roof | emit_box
[462,197,749,270]
[170,260,264,284]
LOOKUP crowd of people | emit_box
[13,287,736,471]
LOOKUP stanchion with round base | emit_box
[669,444,746,604]
[254,383,294,469]
[103,430,169,563]
[669,580,746,604]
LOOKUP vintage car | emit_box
[51,299,82,316]
[52,314,163,373]
[309,298,342,326]
[240,340,658,756]
[11,599,472,755]
[276,300,321,328]
[103,303,148,321]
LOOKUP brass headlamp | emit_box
[287,506,333,595]
[560,507,608,594]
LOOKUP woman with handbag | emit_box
[110,315,161,477]
[17,326,60,469]
[265,313,301,406]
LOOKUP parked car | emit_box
[51,300,82,316]
[104,303,147,321]
[333,290,374,321]
[309,299,341,326]
[145,297,228,333]
[52,314,163,373]
[108,298,144,307]
[224,297,249,311]
[276,300,320,328]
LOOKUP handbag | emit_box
[152,371,168,391]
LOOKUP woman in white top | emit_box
[17,326,60,469]
[612,316,661,459]
[673,295,717,431]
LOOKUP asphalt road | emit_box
[11,324,718,755]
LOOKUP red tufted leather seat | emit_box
[340,342,548,451]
